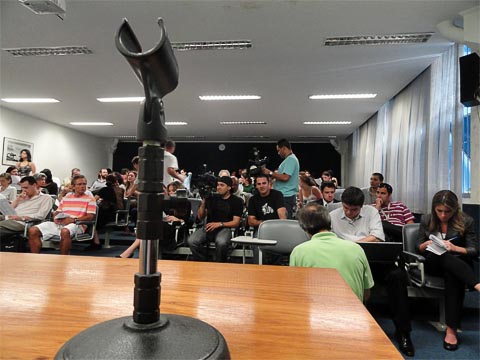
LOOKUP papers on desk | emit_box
[0,198,16,216]
[426,234,447,255]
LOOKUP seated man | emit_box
[374,182,414,242]
[247,174,287,235]
[90,168,108,192]
[290,203,374,302]
[29,175,96,255]
[330,186,384,243]
[330,186,414,356]
[0,176,52,241]
[363,172,384,205]
[188,176,243,262]
[318,181,339,206]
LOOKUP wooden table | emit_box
[0,253,401,359]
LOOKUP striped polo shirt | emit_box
[59,193,96,218]
[376,201,414,226]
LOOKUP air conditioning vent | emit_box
[19,0,66,15]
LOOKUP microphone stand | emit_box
[55,18,229,359]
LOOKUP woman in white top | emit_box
[298,174,322,208]
[0,173,17,201]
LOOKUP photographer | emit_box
[262,139,299,219]
[187,176,243,262]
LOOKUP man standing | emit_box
[262,139,299,219]
[330,186,384,243]
[29,175,96,255]
[247,174,287,235]
[188,176,243,262]
[290,203,374,302]
[164,139,185,185]
[374,182,414,242]
[0,176,52,241]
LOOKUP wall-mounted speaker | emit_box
[459,53,479,107]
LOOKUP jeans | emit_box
[188,227,232,262]
[283,195,296,219]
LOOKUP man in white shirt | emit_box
[163,140,185,185]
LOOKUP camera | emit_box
[190,171,218,199]
[248,147,269,177]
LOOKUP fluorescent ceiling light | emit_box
[173,40,252,51]
[97,97,144,103]
[220,121,266,125]
[165,122,188,126]
[1,98,59,103]
[303,121,352,125]
[199,95,261,101]
[70,122,113,126]
[309,94,376,100]
[325,33,434,46]
[3,46,92,57]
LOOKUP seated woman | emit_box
[116,182,190,258]
[40,168,59,195]
[297,174,322,208]
[0,173,17,201]
[86,174,124,251]
[416,190,480,351]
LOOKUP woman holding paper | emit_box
[417,190,480,351]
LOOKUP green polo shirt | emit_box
[290,231,374,301]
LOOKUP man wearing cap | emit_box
[187,176,243,262]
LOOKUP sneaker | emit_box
[84,243,103,251]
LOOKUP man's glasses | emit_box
[75,183,87,186]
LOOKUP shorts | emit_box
[35,221,84,241]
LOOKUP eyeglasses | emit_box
[75,183,87,186]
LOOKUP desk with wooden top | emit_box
[0,253,401,359]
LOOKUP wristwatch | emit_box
[269,171,273,176]
[220,222,225,228]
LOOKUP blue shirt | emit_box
[273,153,299,197]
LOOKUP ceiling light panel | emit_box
[220,121,266,125]
[309,94,377,100]
[3,46,93,57]
[70,122,113,126]
[165,122,188,126]
[97,97,144,102]
[325,33,434,46]
[1,98,59,103]
[303,121,351,125]
[199,95,261,101]
[173,40,252,51]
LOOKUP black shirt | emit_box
[206,194,243,223]
[247,189,285,224]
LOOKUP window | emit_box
[461,45,472,195]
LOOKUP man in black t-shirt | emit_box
[248,174,287,235]
[188,176,243,262]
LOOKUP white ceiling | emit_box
[0,0,476,142]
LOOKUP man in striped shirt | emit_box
[29,175,96,255]
[374,182,414,242]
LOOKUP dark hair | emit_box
[321,181,336,192]
[321,170,332,178]
[378,183,393,194]
[341,186,364,206]
[277,138,291,150]
[72,174,87,186]
[112,171,124,185]
[255,173,270,183]
[105,174,117,186]
[6,166,17,174]
[429,190,465,235]
[131,156,139,165]
[167,181,185,193]
[40,169,53,183]
[165,139,175,149]
[120,168,130,175]
[71,168,80,174]
[372,172,384,182]
[20,149,32,162]
[19,176,36,186]
[0,173,12,183]
[297,203,331,235]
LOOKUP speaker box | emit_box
[459,53,479,107]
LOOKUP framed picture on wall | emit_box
[2,137,34,166]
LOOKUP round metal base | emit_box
[55,314,230,359]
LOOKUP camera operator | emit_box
[187,176,243,262]
[262,139,299,219]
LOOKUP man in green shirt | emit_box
[290,203,374,302]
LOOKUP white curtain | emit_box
[342,45,463,214]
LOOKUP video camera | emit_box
[248,147,269,177]
[190,171,218,199]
